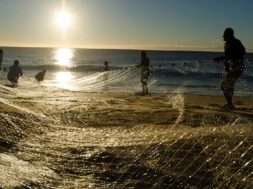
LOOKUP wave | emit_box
[1,64,253,96]
[4,59,253,79]
[153,68,253,80]
[18,64,125,73]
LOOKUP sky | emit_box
[0,0,253,51]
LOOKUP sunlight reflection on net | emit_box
[54,71,75,89]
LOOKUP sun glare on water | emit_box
[54,48,74,67]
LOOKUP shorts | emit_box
[221,65,244,91]
[141,68,150,83]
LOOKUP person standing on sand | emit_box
[104,61,109,71]
[7,60,23,87]
[210,28,246,111]
[137,51,150,95]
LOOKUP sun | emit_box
[55,10,71,30]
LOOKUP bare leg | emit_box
[222,80,235,111]
[142,83,145,95]
[223,89,233,106]
[142,79,149,95]
[146,86,149,95]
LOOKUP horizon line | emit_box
[1,44,253,53]
[0,44,224,53]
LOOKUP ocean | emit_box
[0,47,253,95]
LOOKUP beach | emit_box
[0,88,252,188]
[1,0,253,187]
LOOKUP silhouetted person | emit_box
[102,61,110,91]
[35,69,46,82]
[7,60,23,87]
[0,49,3,70]
[137,51,150,95]
[104,61,109,71]
[210,28,246,111]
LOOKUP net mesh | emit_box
[0,65,252,189]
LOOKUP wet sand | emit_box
[0,90,253,188]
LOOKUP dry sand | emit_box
[0,91,252,188]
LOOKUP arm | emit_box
[20,68,23,77]
[210,56,230,71]
[210,56,226,63]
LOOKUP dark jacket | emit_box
[35,71,45,82]
[7,64,23,81]
[224,37,246,71]
[225,37,246,61]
